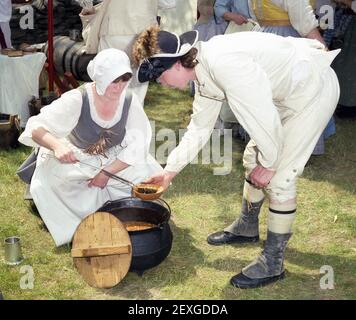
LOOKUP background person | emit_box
[328,0,356,108]
[194,0,227,42]
[0,0,12,49]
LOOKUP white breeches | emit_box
[243,67,340,203]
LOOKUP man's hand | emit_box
[88,171,110,189]
[249,165,276,188]
[53,145,78,163]
[144,171,177,192]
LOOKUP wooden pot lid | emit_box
[71,212,132,289]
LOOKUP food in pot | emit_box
[123,221,157,232]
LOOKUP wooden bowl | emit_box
[133,183,164,201]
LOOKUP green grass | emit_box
[0,83,355,300]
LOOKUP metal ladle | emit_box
[41,154,162,200]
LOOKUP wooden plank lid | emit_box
[71,211,132,289]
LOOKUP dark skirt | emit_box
[332,16,356,107]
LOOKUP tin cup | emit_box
[4,236,23,265]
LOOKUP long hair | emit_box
[132,26,199,69]
[132,25,161,67]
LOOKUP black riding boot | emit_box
[207,198,263,246]
[231,231,292,289]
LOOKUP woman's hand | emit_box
[144,171,177,192]
[53,144,78,163]
[249,165,276,188]
[81,8,95,15]
[88,171,110,189]
[225,12,248,25]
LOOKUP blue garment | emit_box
[194,18,227,42]
[259,25,300,37]
[214,0,252,23]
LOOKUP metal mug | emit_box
[4,236,23,265]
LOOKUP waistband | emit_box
[259,19,291,27]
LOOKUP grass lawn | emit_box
[0,83,355,300]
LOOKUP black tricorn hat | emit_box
[138,30,199,83]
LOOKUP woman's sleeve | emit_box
[214,0,232,23]
[212,52,284,170]
[18,89,83,148]
[275,0,319,36]
[165,92,222,173]
[116,93,153,166]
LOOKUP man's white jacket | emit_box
[165,32,339,174]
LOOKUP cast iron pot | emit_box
[99,197,173,274]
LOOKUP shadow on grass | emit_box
[100,220,206,299]
[27,200,51,234]
[213,245,356,299]
[285,247,356,273]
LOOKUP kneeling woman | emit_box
[19,49,162,247]
[132,27,340,288]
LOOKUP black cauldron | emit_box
[99,197,173,274]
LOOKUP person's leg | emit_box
[30,156,112,247]
[230,67,340,288]
[230,192,296,289]
[1,22,12,48]
[0,23,8,49]
[207,140,264,245]
[224,181,264,236]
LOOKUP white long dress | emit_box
[19,83,163,247]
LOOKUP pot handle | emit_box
[110,196,172,214]
[101,196,136,208]
[154,198,171,215]
[101,199,113,207]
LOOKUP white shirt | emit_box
[19,83,152,166]
[352,1,356,13]
[0,0,12,23]
[165,32,336,173]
